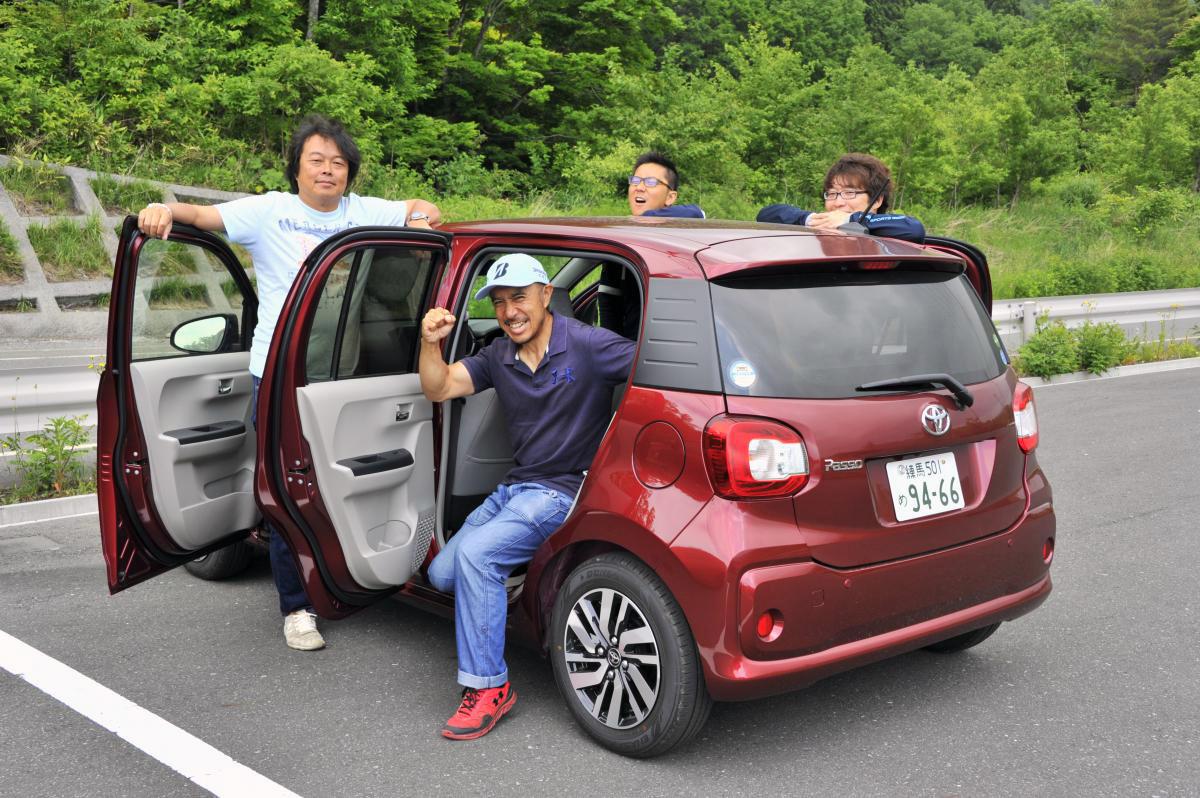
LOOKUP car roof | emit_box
[439,216,962,279]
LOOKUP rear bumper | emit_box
[700,503,1055,701]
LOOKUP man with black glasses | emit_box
[757,152,925,243]
[627,151,706,218]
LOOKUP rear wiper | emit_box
[855,373,974,410]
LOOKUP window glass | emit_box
[710,269,1006,399]
[130,237,251,361]
[305,245,438,382]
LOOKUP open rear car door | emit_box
[256,228,452,618]
[98,220,259,593]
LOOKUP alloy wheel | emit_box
[562,587,661,729]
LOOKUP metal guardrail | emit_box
[992,287,1200,347]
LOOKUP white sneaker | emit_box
[283,609,326,651]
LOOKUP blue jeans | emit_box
[427,483,572,689]
[252,376,312,616]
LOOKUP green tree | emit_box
[890,0,1025,75]
[670,0,868,73]
[1102,59,1200,191]
[1097,0,1194,98]
[975,42,1081,203]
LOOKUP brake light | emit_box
[704,415,809,499]
[859,260,898,270]
[1014,382,1039,453]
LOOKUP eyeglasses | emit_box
[629,175,673,189]
[822,189,866,201]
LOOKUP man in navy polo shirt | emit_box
[419,253,636,740]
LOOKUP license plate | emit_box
[886,452,964,521]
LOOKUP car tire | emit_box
[183,538,255,581]
[550,552,712,758]
[923,622,1001,653]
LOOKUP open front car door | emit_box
[98,219,259,593]
[257,228,452,618]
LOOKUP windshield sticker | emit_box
[728,360,757,389]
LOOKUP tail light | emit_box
[704,415,809,499]
[1014,382,1039,453]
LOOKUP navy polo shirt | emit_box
[458,314,636,497]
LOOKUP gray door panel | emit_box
[128,353,259,550]
[296,374,435,589]
[451,388,515,497]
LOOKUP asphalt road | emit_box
[1,368,1197,798]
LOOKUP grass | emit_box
[916,197,1200,300]
[142,240,199,276]
[91,175,163,216]
[26,215,110,281]
[57,293,110,311]
[0,219,23,283]
[148,277,208,308]
[219,274,255,307]
[208,239,253,272]
[0,297,37,312]
[0,159,75,214]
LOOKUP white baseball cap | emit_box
[474,253,550,301]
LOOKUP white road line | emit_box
[0,509,99,530]
[0,629,302,798]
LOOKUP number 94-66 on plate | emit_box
[886,452,964,522]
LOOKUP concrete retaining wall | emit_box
[0,154,247,340]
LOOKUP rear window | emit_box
[711,268,1007,399]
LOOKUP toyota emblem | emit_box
[921,404,951,436]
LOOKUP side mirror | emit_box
[170,314,239,354]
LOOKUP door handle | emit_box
[395,403,412,422]
[218,378,233,395]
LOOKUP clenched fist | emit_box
[422,307,457,343]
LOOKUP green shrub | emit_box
[90,175,163,215]
[1016,319,1079,379]
[1,415,93,502]
[1075,320,1133,375]
[1109,256,1171,292]
[425,153,527,199]
[1034,173,1105,209]
[1098,186,1196,238]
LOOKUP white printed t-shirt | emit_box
[216,191,409,377]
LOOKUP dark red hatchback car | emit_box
[98,217,1054,757]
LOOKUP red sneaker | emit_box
[441,683,517,740]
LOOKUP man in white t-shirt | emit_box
[137,114,441,652]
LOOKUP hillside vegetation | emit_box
[2,0,1199,297]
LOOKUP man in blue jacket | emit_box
[757,153,924,243]
[628,151,706,218]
